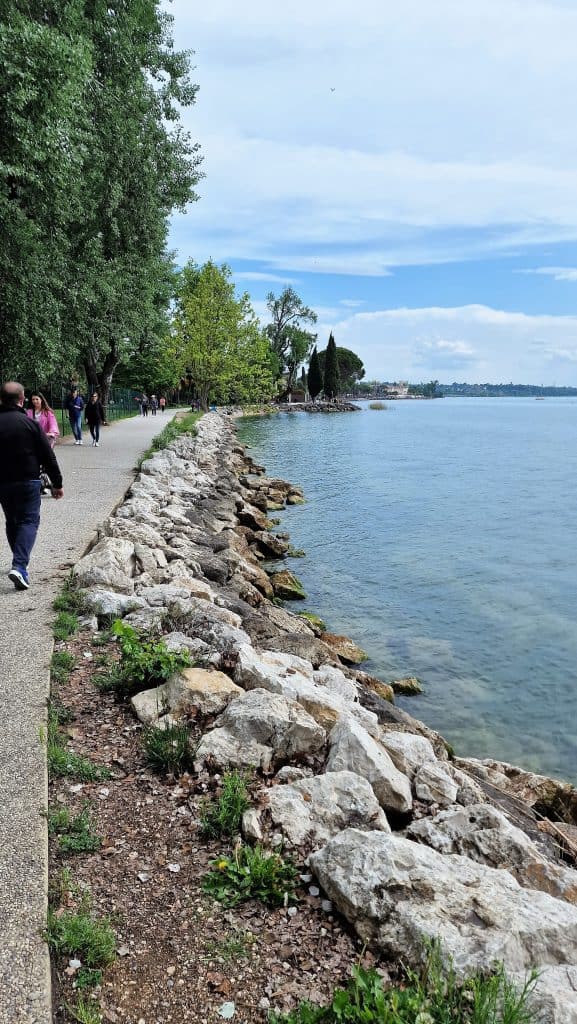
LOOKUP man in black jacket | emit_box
[0,381,64,590]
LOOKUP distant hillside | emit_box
[438,383,577,397]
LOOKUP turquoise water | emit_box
[238,398,577,784]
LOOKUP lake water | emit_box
[238,398,577,785]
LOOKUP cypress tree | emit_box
[323,333,340,401]
[307,345,322,400]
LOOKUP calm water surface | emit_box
[238,398,577,784]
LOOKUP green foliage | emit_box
[270,945,538,1024]
[48,804,101,854]
[205,929,256,963]
[74,968,103,991]
[53,582,86,616]
[173,261,276,408]
[142,723,193,775]
[137,411,201,467]
[307,345,322,400]
[66,996,102,1024]
[51,650,76,685]
[46,907,116,968]
[323,333,341,400]
[317,346,364,393]
[203,845,297,908]
[101,619,190,697]
[0,1,201,392]
[47,704,110,782]
[297,611,327,631]
[265,287,318,391]
[54,611,80,641]
[199,771,252,838]
[408,380,439,398]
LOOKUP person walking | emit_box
[150,394,158,416]
[159,396,166,413]
[0,381,64,590]
[85,392,106,446]
[66,387,85,444]
[26,392,60,448]
[141,394,149,417]
[27,392,60,494]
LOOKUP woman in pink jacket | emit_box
[27,392,60,447]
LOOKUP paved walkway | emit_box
[0,410,183,1024]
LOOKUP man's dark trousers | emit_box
[0,480,42,572]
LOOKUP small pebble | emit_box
[308,885,320,897]
[287,906,297,917]
[68,959,81,970]
[299,873,312,883]
[321,899,333,912]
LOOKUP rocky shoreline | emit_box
[71,412,577,1022]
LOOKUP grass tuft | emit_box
[46,907,116,968]
[97,620,190,697]
[203,844,297,908]
[51,650,76,685]
[54,611,80,641]
[66,996,102,1024]
[136,411,201,468]
[199,770,251,838]
[48,804,102,854]
[142,722,194,774]
[47,705,110,782]
[53,581,86,616]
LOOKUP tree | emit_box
[323,333,340,400]
[173,261,275,409]
[307,346,322,401]
[317,346,365,392]
[265,287,317,390]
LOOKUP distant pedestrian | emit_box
[159,396,166,413]
[85,392,106,446]
[66,387,85,444]
[0,381,63,590]
[141,394,149,417]
[134,395,142,415]
[27,393,59,448]
[150,394,158,416]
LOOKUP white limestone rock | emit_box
[79,589,146,618]
[414,762,459,806]
[164,667,243,718]
[268,770,390,848]
[310,829,577,976]
[326,716,413,814]
[378,731,437,780]
[73,537,136,594]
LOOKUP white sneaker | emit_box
[78,440,83,445]
[95,442,99,447]
[74,440,80,445]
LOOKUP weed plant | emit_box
[66,996,102,1024]
[269,944,538,1024]
[74,967,103,990]
[53,581,86,616]
[54,611,80,641]
[47,705,110,782]
[142,722,193,774]
[98,620,190,697]
[204,930,255,963]
[48,804,102,854]
[51,650,76,685]
[203,844,297,908]
[46,906,116,968]
[199,770,251,838]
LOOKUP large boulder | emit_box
[407,803,577,904]
[259,633,339,668]
[195,688,326,771]
[320,633,368,664]
[378,731,437,780]
[269,570,306,600]
[73,537,136,593]
[413,762,459,806]
[164,667,243,719]
[310,829,577,975]
[268,770,390,848]
[326,716,412,814]
[79,589,145,619]
[456,757,577,825]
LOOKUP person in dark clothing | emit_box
[66,387,85,444]
[0,381,64,590]
[85,392,106,446]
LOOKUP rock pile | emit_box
[73,412,577,1022]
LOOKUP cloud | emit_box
[312,304,577,384]
[233,271,298,283]
[340,299,366,308]
[519,266,577,281]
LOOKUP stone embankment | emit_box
[73,413,577,1023]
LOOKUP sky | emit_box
[165,0,577,384]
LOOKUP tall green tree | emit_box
[317,346,365,392]
[323,332,340,400]
[173,261,275,409]
[307,346,322,401]
[265,287,317,391]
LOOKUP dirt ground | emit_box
[49,628,392,1024]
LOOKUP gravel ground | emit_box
[0,410,183,1024]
